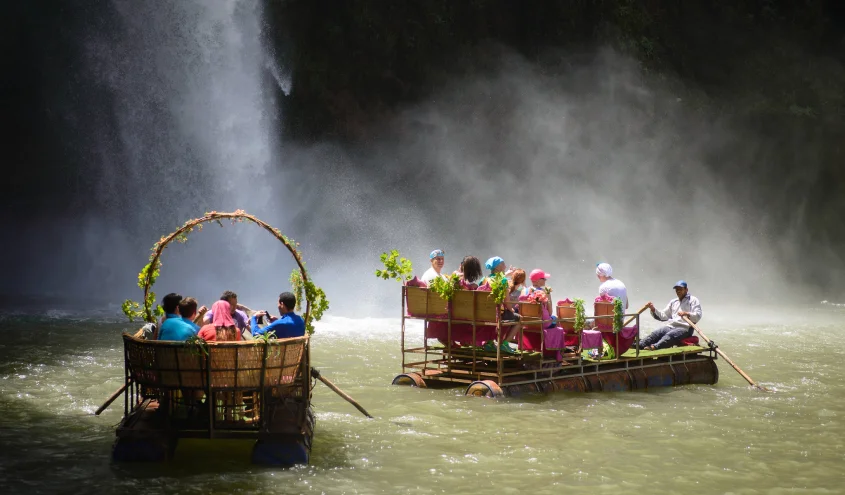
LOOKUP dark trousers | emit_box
[640,325,694,349]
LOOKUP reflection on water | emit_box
[0,307,843,493]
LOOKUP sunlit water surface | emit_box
[1,305,843,494]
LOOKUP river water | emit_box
[1,304,843,494]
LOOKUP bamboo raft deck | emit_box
[393,287,718,397]
[113,333,314,465]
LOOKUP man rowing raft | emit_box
[638,280,702,350]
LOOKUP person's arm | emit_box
[258,316,296,338]
[249,315,261,336]
[193,306,208,325]
[650,301,670,321]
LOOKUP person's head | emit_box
[529,269,550,287]
[278,292,297,313]
[429,249,445,273]
[460,256,483,283]
[596,262,613,283]
[673,280,689,299]
[485,256,505,274]
[178,297,198,320]
[162,293,183,315]
[210,300,235,328]
[220,290,238,315]
[509,269,526,292]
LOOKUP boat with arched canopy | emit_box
[111,210,326,466]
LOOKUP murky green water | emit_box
[1,306,843,494]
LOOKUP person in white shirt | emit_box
[421,249,448,283]
[596,262,628,310]
[639,280,702,350]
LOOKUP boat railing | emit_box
[401,286,645,386]
[121,332,311,438]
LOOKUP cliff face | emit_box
[271,0,845,140]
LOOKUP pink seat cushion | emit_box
[681,336,700,346]
[405,276,427,288]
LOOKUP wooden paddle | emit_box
[311,368,374,419]
[95,380,131,415]
[623,304,649,328]
[683,316,770,392]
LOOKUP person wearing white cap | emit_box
[639,280,702,350]
[421,249,449,283]
[596,262,628,310]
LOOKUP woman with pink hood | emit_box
[198,300,241,342]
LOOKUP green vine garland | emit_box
[573,298,586,332]
[613,297,624,333]
[122,210,328,335]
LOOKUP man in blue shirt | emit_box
[250,292,306,338]
[156,293,182,339]
[160,295,202,341]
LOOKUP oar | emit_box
[623,304,649,327]
[311,368,374,419]
[683,316,770,392]
[94,380,131,415]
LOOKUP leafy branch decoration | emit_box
[573,298,586,332]
[375,250,413,283]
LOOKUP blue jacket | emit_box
[159,314,199,341]
[250,312,305,338]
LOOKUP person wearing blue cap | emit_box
[480,256,510,285]
[421,249,448,283]
[638,280,703,350]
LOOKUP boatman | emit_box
[421,249,449,283]
[639,280,702,350]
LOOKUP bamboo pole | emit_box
[311,368,374,418]
[94,380,131,415]
[623,304,649,327]
[683,316,771,392]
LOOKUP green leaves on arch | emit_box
[121,209,328,335]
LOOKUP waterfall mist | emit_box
[4,0,299,310]
[3,4,834,318]
[281,49,816,316]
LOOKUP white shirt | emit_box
[599,278,629,309]
[421,267,448,283]
[651,294,702,329]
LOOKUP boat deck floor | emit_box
[406,345,713,385]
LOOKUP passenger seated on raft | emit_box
[480,256,513,285]
[421,249,449,283]
[523,269,555,321]
[159,292,183,327]
[159,297,204,341]
[455,255,483,290]
[203,290,250,332]
[198,300,241,342]
[250,292,306,339]
[508,269,527,303]
[638,280,702,351]
[479,257,521,354]
[596,262,628,310]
